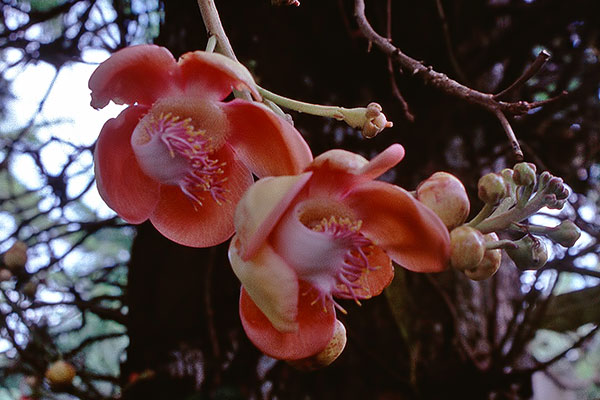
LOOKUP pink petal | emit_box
[149,145,253,247]
[239,280,336,360]
[178,51,260,101]
[223,99,313,177]
[229,237,299,332]
[234,173,312,260]
[305,146,403,200]
[357,143,405,180]
[93,105,160,224]
[343,181,450,272]
[89,44,179,109]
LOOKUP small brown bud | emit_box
[478,173,507,205]
[513,162,537,186]
[287,319,347,371]
[450,226,486,271]
[0,269,12,282]
[3,241,27,271]
[45,360,76,387]
[22,281,38,299]
[464,233,502,281]
[505,235,548,270]
[417,172,470,230]
[547,220,580,247]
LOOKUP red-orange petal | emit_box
[89,44,179,109]
[149,145,253,247]
[343,181,450,272]
[222,99,313,177]
[239,280,336,360]
[178,51,260,101]
[335,245,394,299]
[93,105,160,224]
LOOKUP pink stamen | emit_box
[311,216,376,304]
[143,113,228,206]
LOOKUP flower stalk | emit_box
[257,87,393,138]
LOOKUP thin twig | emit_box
[386,0,414,122]
[518,325,600,374]
[494,50,551,100]
[494,109,524,160]
[435,0,468,83]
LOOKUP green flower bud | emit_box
[464,233,502,281]
[2,241,27,272]
[417,172,470,230]
[539,171,552,186]
[513,162,537,186]
[478,173,507,205]
[450,226,485,271]
[547,220,581,247]
[287,319,347,371]
[545,194,566,210]
[505,235,548,270]
[501,168,514,182]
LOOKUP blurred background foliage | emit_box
[1,0,600,399]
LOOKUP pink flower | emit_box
[89,45,312,247]
[228,144,450,360]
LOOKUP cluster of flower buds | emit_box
[416,162,580,279]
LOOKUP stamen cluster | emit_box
[146,113,227,206]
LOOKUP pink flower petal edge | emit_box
[93,105,160,223]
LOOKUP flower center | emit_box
[309,216,378,309]
[272,202,378,314]
[131,112,227,206]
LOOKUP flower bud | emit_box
[450,226,485,271]
[464,233,502,281]
[2,241,27,271]
[547,220,580,247]
[478,173,507,205]
[501,168,514,182]
[513,162,537,186]
[0,269,12,282]
[545,194,566,210]
[287,319,347,371]
[417,172,470,230]
[505,235,548,270]
[362,103,393,138]
[45,360,76,387]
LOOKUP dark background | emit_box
[1,1,600,399]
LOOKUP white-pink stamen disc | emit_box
[272,207,377,313]
[131,112,227,206]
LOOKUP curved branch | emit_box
[353,0,561,160]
